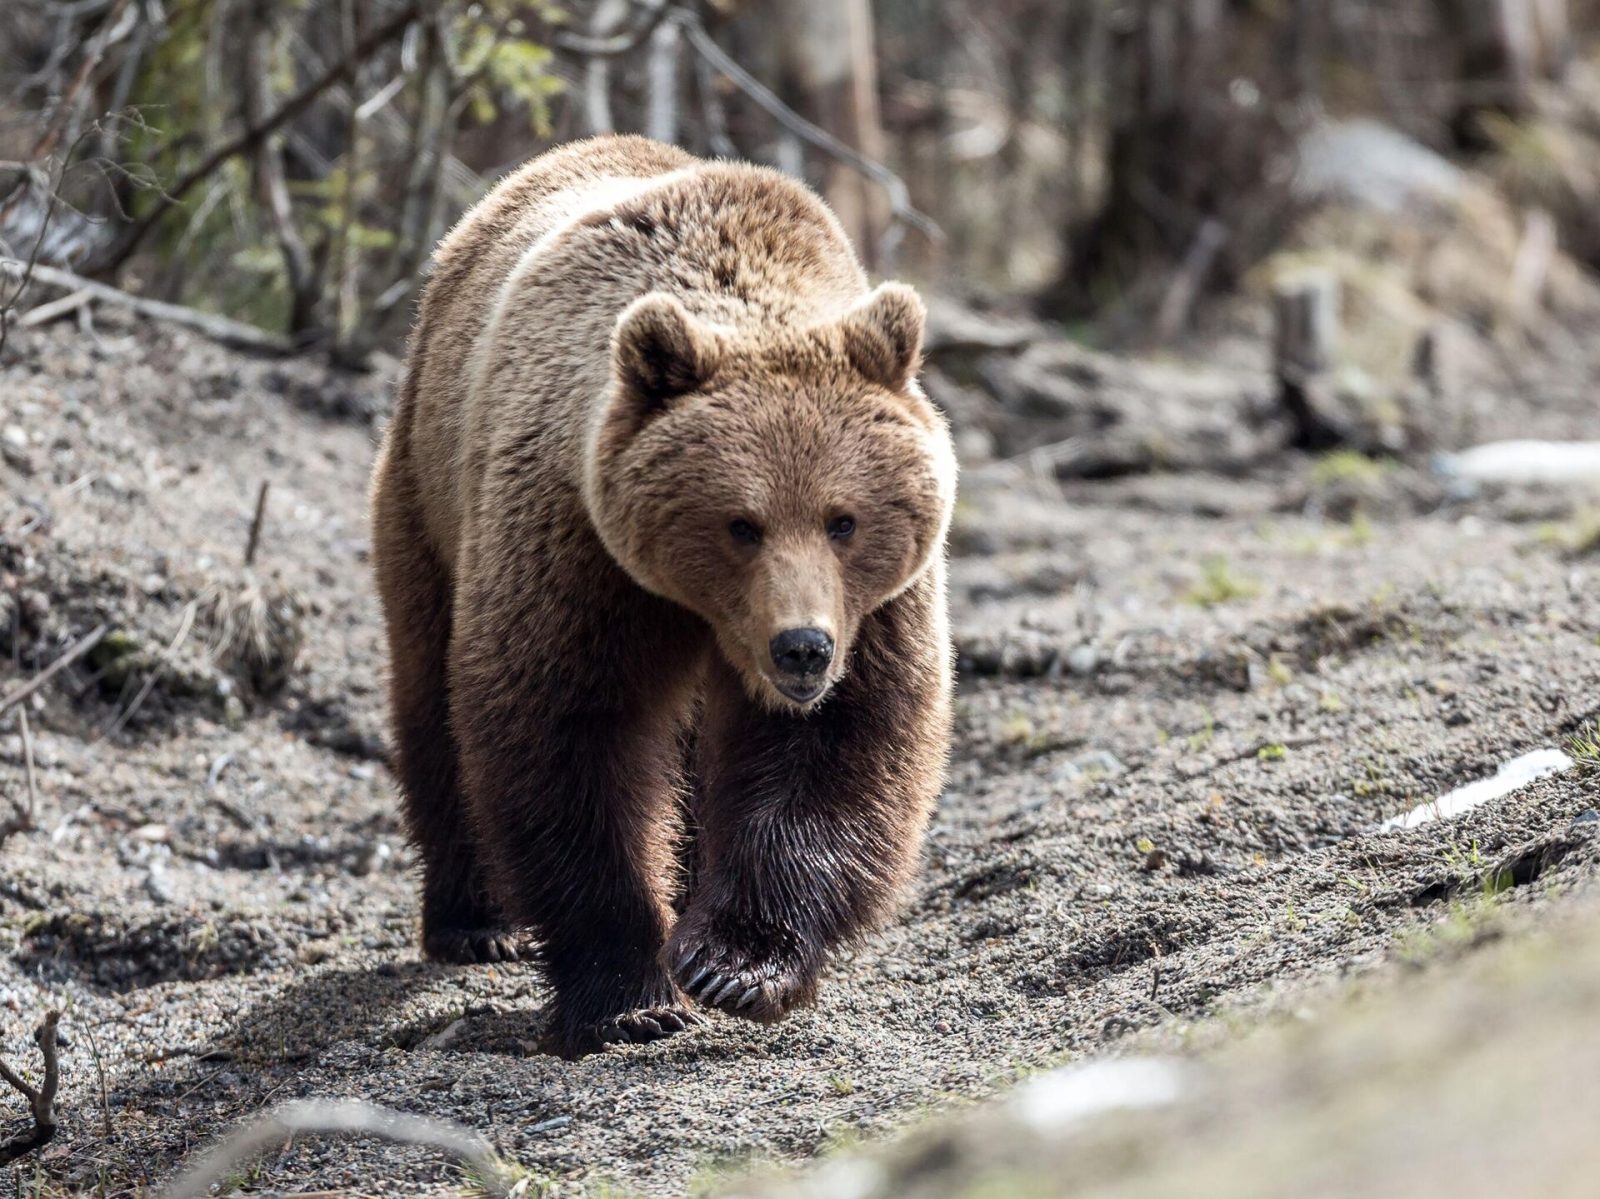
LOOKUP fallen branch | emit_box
[17,287,93,328]
[0,622,110,718]
[163,1099,520,1199]
[0,261,293,353]
[0,1010,62,1166]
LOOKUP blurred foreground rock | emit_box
[722,900,1600,1199]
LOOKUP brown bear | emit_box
[370,134,956,1056]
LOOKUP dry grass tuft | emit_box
[197,577,307,696]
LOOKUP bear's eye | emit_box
[828,515,857,541]
[729,518,762,546]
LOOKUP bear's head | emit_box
[584,283,956,711]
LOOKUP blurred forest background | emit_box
[6,0,1600,361]
[5,3,1600,1192]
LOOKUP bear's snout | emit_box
[769,627,834,699]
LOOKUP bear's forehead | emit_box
[672,420,930,513]
[692,397,919,469]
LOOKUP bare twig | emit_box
[0,1010,62,1166]
[15,707,39,828]
[0,622,110,718]
[162,1099,519,1199]
[0,260,293,353]
[551,0,671,57]
[23,0,136,164]
[94,0,423,273]
[244,480,270,567]
[4,596,40,845]
[79,1024,112,1137]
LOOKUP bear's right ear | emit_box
[611,293,720,420]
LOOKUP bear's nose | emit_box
[769,627,834,677]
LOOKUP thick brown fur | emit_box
[370,135,956,1056]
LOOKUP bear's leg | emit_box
[450,560,709,1056]
[371,458,519,964]
[666,573,951,1024]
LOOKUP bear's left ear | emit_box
[840,282,926,391]
[611,293,721,417]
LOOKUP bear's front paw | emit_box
[668,938,819,1024]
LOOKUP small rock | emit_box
[1066,645,1101,677]
[145,868,177,905]
[421,1018,468,1051]
[349,841,392,877]
[1048,761,1084,785]
[1572,810,1600,828]
[1074,749,1125,776]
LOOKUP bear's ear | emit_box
[611,293,720,416]
[840,282,926,391]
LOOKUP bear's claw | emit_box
[670,941,814,1022]
[423,927,527,965]
[589,1006,706,1047]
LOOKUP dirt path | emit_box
[2,318,1597,1195]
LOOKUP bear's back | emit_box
[399,136,697,561]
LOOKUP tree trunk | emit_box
[766,0,889,269]
[1449,0,1570,143]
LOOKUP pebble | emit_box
[1066,645,1100,677]
[145,867,177,905]
[1572,810,1600,828]
[1074,750,1125,776]
[349,841,392,877]
[1047,761,1083,785]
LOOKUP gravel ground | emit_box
[1,314,1597,1196]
